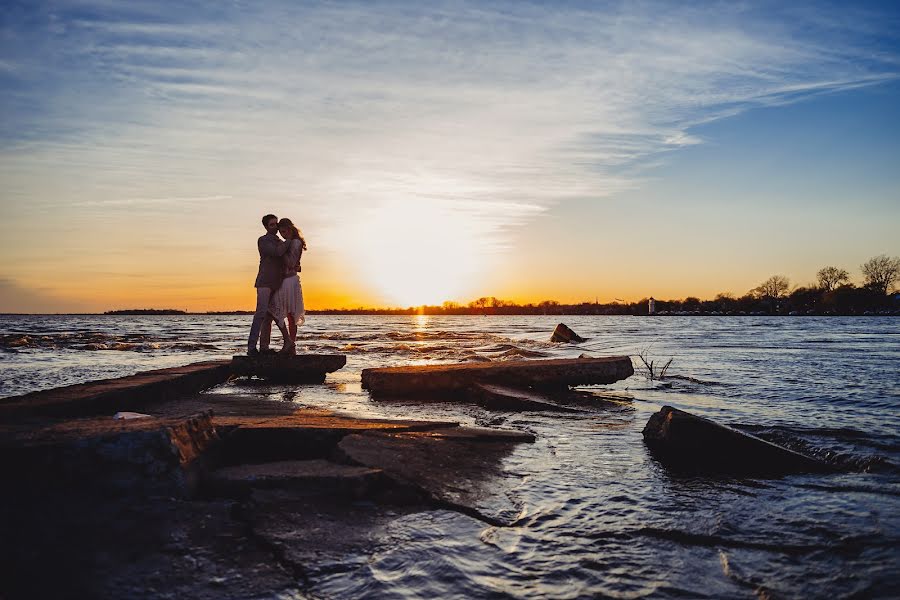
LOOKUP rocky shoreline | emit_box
[0,359,542,598]
[0,341,836,598]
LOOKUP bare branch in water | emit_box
[637,347,674,380]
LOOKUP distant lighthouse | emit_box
[648,297,656,315]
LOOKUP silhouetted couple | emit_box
[247,214,306,355]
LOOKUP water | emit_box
[1,315,898,598]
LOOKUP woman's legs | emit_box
[269,312,294,352]
[287,314,297,342]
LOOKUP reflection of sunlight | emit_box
[346,197,488,307]
[413,313,430,328]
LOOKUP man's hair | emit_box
[261,214,277,226]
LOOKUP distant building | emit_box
[648,297,656,315]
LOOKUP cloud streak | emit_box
[1,0,898,303]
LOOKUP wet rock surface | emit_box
[643,405,834,476]
[469,383,589,413]
[0,412,219,496]
[0,360,536,599]
[206,459,386,499]
[231,353,346,383]
[551,322,586,343]
[0,361,232,418]
[362,356,634,397]
[339,429,529,525]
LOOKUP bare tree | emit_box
[816,266,850,292]
[861,255,900,295]
[753,275,791,299]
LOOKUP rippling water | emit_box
[2,314,898,597]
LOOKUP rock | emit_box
[0,412,219,496]
[361,356,633,397]
[468,383,588,413]
[230,353,346,383]
[551,323,586,343]
[205,459,385,499]
[0,361,232,419]
[642,406,834,476]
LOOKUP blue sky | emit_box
[1,0,898,310]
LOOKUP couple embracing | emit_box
[247,214,306,355]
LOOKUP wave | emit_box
[737,424,895,473]
[496,348,550,358]
[0,332,223,353]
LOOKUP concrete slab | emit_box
[0,361,232,419]
[231,353,346,383]
[0,412,219,496]
[206,459,385,499]
[469,383,589,413]
[214,409,460,465]
[642,405,835,476]
[361,356,633,397]
[339,428,530,524]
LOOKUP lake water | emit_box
[1,315,898,598]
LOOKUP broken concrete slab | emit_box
[0,412,219,496]
[214,410,460,465]
[241,489,427,584]
[469,383,588,413]
[231,353,346,383]
[361,356,634,397]
[405,425,535,443]
[338,428,530,524]
[206,459,385,499]
[642,406,834,476]
[0,361,232,419]
[551,322,586,343]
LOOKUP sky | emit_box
[1,0,899,312]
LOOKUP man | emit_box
[247,214,290,355]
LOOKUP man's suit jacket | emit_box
[254,233,288,289]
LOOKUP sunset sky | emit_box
[1,1,899,312]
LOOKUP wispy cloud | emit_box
[1,0,898,300]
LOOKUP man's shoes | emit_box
[247,348,260,356]
[279,343,296,355]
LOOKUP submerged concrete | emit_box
[361,356,634,397]
[469,383,588,413]
[231,353,346,383]
[339,428,529,524]
[642,405,834,476]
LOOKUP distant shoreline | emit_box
[1,311,898,317]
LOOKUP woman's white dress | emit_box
[270,239,305,325]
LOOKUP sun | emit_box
[346,199,484,307]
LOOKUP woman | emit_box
[270,217,306,353]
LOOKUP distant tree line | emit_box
[311,255,900,316]
[104,255,899,317]
[104,309,188,315]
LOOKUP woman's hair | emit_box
[278,217,307,252]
